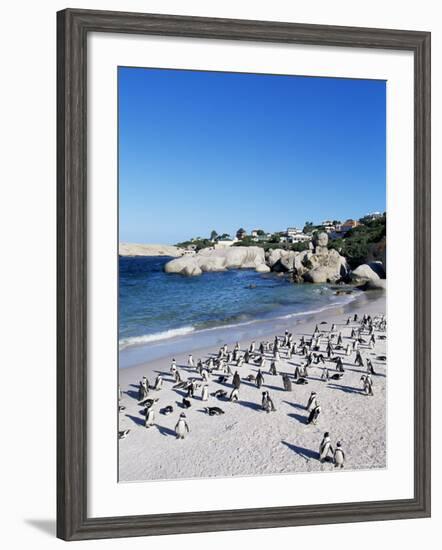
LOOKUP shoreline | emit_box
[119,287,377,369]
[118,291,386,482]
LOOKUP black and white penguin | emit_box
[175,413,190,439]
[307,405,321,425]
[319,432,334,463]
[306,391,318,412]
[118,429,130,440]
[144,405,155,428]
[204,407,225,416]
[334,441,345,468]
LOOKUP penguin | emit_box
[182,398,192,409]
[262,391,276,413]
[140,397,159,408]
[170,358,177,374]
[321,368,330,381]
[138,377,149,401]
[154,374,163,391]
[174,369,182,383]
[204,407,225,416]
[319,432,334,463]
[296,377,308,385]
[361,374,374,396]
[329,373,344,381]
[334,441,345,468]
[256,369,264,389]
[245,374,256,383]
[335,356,345,372]
[217,375,228,384]
[307,405,321,425]
[269,361,278,376]
[175,413,190,439]
[233,371,241,389]
[201,369,209,382]
[229,387,239,402]
[188,354,194,368]
[186,380,196,398]
[161,405,173,415]
[306,391,318,412]
[366,358,376,375]
[355,350,364,367]
[118,429,130,440]
[201,385,209,401]
[249,341,256,354]
[144,405,155,428]
[211,389,227,399]
[282,373,292,391]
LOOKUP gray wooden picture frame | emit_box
[57,8,431,541]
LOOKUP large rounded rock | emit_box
[350,262,385,284]
[165,246,267,276]
[197,256,227,272]
[303,267,329,284]
[255,263,271,273]
[164,256,202,276]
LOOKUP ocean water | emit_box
[119,256,358,366]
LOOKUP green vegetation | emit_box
[329,214,386,269]
[175,238,213,251]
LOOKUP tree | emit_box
[303,222,314,234]
[210,230,218,241]
[256,229,265,236]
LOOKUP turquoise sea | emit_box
[119,256,358,368]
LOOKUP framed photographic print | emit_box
[57,8,431,541]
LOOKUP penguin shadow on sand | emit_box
[327,383,363,395]
[264,383,284,392]
[283,400,305,410]
[125,413,144,427]
[240,380,258,388]
[287,412,308,424]
[281,441,318,461]
[238,400,263,412]
[124,389,140,400]
[154,369,171,377]
[156,425,176,437]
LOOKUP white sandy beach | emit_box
[118,292,386,483]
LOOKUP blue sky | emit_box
[119,67,386,244]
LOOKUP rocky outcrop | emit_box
[266,249,297,273]
[268,233,348,284]
[350,261,385,284]
[350,261,386,291]
[164,246,268,276]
